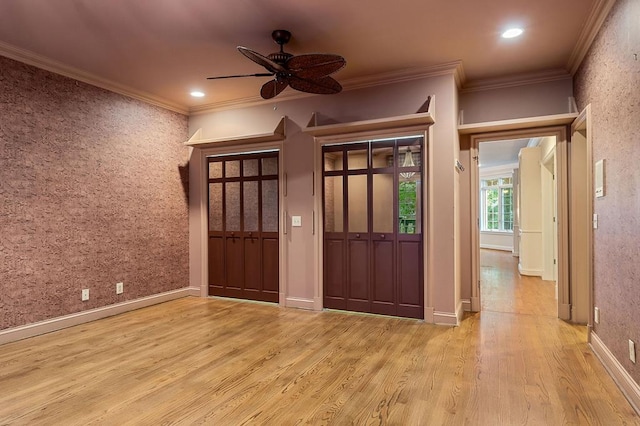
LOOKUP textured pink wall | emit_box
[0,56,190,330]
[574,0,640,383]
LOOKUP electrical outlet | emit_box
[81,289,90,301]
[629,340,636,364]
[116,282,124,294]
[594,307,600,324]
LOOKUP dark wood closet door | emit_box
[207,153,279,303]
[322,138,424,319]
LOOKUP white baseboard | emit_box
[285,297,315,310]
[187,286,202,297]
[0,287,198,346]
[590,332,640,415]
[461,299,472,312]
[433,310,458,326]
[518,264,542,276]
[480,244,513,251]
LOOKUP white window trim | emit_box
[480,174,514,233]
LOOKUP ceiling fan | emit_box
[207,30,346,99]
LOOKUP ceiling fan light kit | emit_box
[207,30,346,99]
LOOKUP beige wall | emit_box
[189,73,461,323]
[574,0,640,384]
[459,78,574,124]
[0,56,190,331]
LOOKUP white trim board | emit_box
[285,297,315,311]
[0,288,199,346]
[434,310,459,326]
[480,244,513,251]
[590,332,640,415]
[518,266,543,277]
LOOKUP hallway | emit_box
[480,248,558,317]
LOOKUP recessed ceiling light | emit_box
[502,28,524,39]
[190,91,205,98]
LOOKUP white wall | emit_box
[518,147,543,276]
[480,232,513,251]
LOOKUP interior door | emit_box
[207,152,279,303]
[322,137,424,319]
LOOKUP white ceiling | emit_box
[0,0,602,113]
[479,138,531,169]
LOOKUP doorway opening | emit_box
[322,136,424,319]
[477,136,558,316]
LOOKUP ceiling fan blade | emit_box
[286,54,346,79]
[207,73,274,80]
[287,75,342,95]
[260,79,289,99]
[238,46,286,74]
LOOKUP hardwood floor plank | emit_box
[1,253,638,425]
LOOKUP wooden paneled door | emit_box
[323,137,424,319]
[207,152,279,303]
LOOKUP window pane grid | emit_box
[480,175,513,232]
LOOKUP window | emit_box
[480,176,513,232]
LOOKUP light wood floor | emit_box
[480,249,558,317]
[1,252,638,425]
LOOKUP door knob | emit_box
[356,234,360,238]
[381,234,385,239]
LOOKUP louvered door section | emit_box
[208,152,279,303]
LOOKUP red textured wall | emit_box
[0,56,190,330]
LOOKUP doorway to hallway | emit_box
[474,133,559,317]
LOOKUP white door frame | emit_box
[188,140,288,305]
[569,105,594,333]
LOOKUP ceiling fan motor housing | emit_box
[268,51,293,65]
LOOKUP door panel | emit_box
[208,236,224,295]
[207,152,279,303]
[398,240,421,306]
[262,238,279,299]
[323,138,424,319]
[324,238,345,307]
[348,239,369,301]
[372,239,394,303]
[225,237,243,293]
[244,237,261,291]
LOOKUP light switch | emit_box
[593,213,598,229]
[292,216,302,227]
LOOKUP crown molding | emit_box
[461,68,572,93]
[190,61,465,116]
[567,0,617,75]
[342,60,466,91]
[0,41,189,115]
